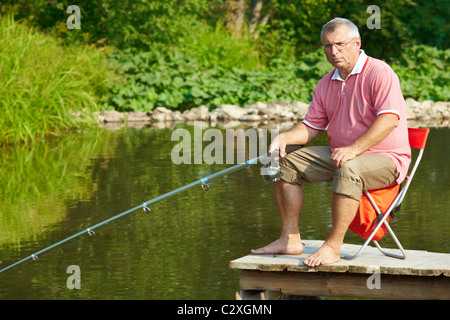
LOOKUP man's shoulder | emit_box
[364,56,396,75]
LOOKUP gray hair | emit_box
[321,18,360,41]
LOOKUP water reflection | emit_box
[0,123,448,299]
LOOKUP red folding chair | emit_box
[344,128,430,260]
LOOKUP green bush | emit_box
[105,47,335,112]
[391,45,450,101]
[179,22,266,71]
[105,43,449,113]
[0,15,111,146]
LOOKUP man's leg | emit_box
[303,153,398,267]
[303,193,359,267]
[251,180,304,255]
[251,146,334,255]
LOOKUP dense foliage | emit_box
[3,0,448,58]
[107,47,332,111]
[107,44,449,112]
[0,0,448,143]
[391,45,449,102]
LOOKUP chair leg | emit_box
[373,222,407,259]
[343,188,407,260]
[342,221,407,260]
[373,241,406,259]
[341,237,372,260]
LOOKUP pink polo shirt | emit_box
[303,50,411,184]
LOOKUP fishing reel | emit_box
[260,144,303,184]
[261,164,285,184]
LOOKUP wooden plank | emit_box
[239,269,450,300]
[407,253,450,276]
[230,240,450,277]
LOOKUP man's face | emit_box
[322,26,361,75]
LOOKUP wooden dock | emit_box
[229,240,450,300]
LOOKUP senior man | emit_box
[251,17,411,267]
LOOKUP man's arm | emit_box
[331,113,399,168]
[269,123,321,157]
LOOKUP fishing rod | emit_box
[0,145,302,274]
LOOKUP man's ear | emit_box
[355,37,362,49]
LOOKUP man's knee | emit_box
[334,161,361,182]
[332,162,363,201]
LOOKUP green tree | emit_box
[220,0,448,61]
[3,0,447,58]
[1,0,223,49]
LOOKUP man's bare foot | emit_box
[251,234,304,255]
[303,242,340,267]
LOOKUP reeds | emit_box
[0,15,110,146]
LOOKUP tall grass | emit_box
[0,15,110,146]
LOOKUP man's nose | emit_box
[330,44,340,55]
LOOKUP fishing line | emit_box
[0,210,138,276]
[0,145,302,275]
[0,156,262,274]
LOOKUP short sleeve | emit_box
[369,65,404,119]
[302,81,329,131]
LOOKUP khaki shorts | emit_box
[279,146,399,201]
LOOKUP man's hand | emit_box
[269,134,287,158]
[330,113,399,168]
[330,146,358,168]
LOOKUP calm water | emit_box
[0,122,449,300]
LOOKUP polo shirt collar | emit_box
[331,50,368,81]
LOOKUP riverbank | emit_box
[95,98,450,129]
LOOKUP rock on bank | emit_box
[94,98,450,126]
